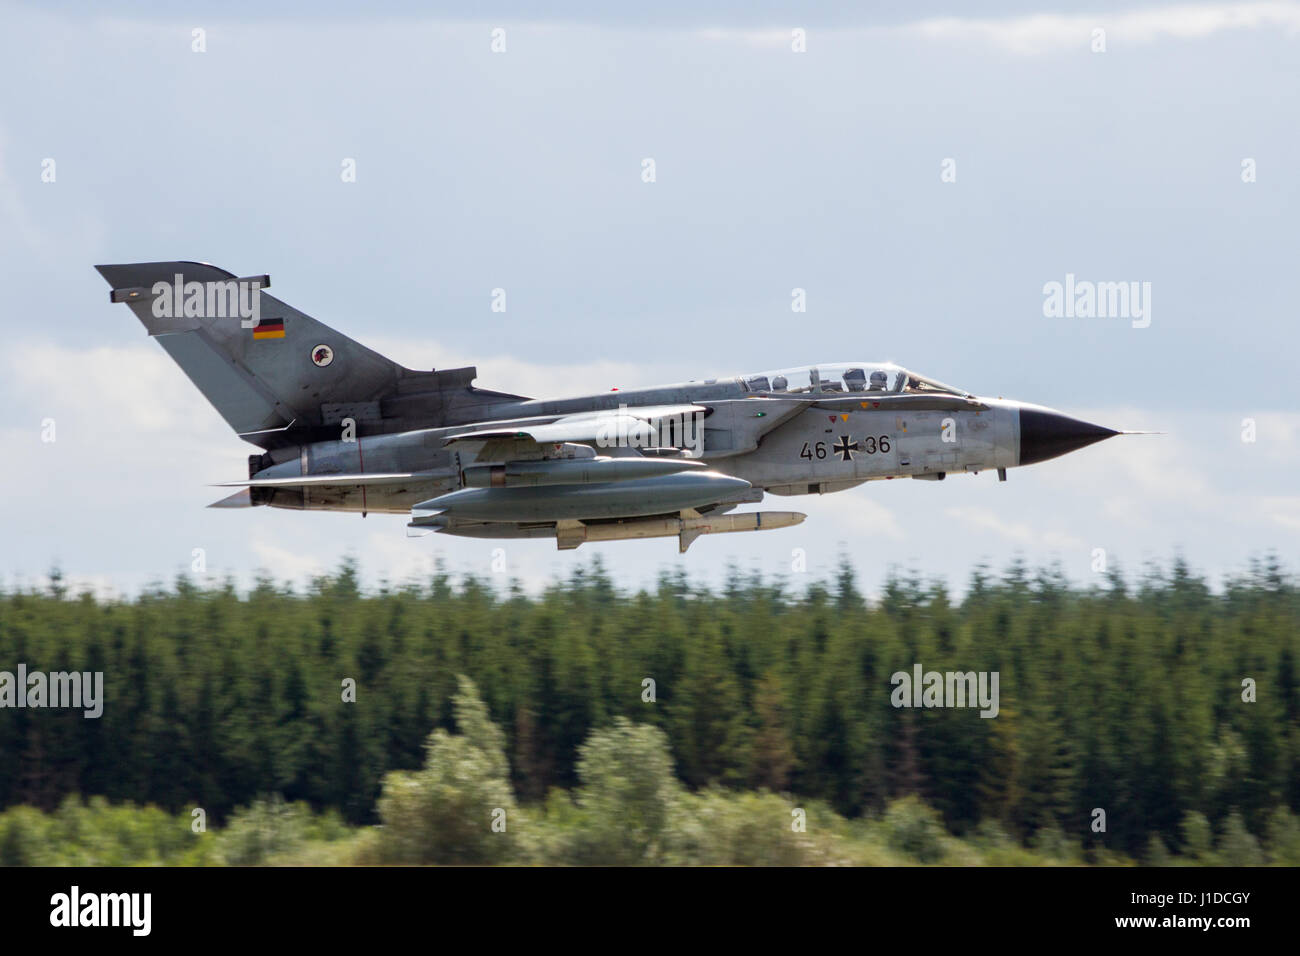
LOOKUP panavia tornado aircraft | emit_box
[97,261,1132,552]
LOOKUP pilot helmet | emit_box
[869,370,889,388]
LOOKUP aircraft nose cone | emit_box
[1018,408,1118,466]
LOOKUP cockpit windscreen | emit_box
[738,363,970,398]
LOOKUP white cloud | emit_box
[361,334,680,402]
[943,505,1084,551]
[247,534,333,584]
[693,3,1300,56]
[813,488,905,541]
[1246,412,1300,462]
[697,27,791,49]
[9,343,215,434]
[1259,496,1300,533]
[910,2,1300,55]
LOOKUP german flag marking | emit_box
[252,318,285,340]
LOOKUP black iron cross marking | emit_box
[832,435,859,462]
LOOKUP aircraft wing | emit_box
[212,472,441,488]
[208,471,450,510]
[443,404,708,451]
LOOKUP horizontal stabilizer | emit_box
[108,274,270,309]
[207,488,254,508]
[214,472,441,488]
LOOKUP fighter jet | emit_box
[97,261,1132,552]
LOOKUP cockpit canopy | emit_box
[737,363,971,398]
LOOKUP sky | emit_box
[1,1,1297,598]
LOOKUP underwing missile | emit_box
[555,510,806,552]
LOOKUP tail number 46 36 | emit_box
[799,435,890,460]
